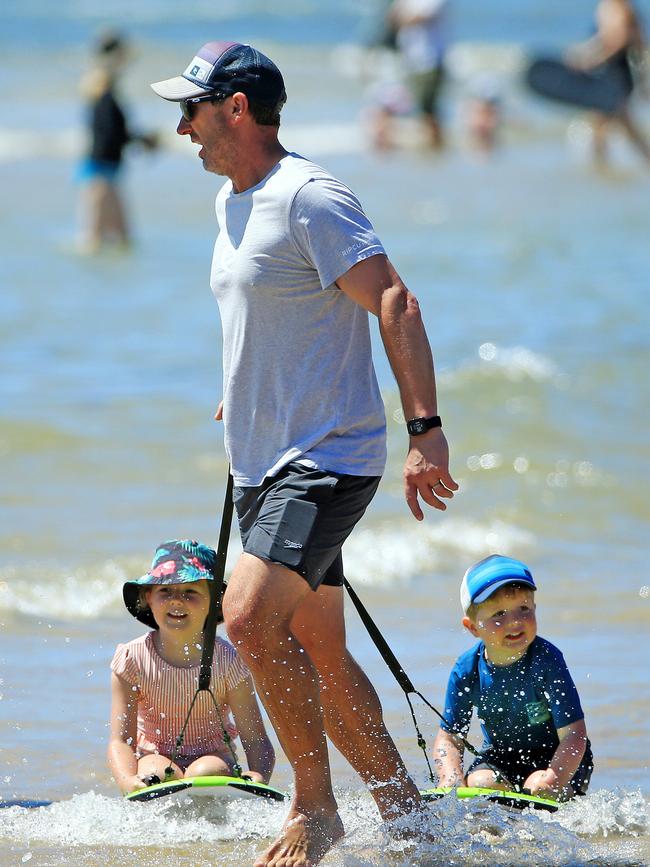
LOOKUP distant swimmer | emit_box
[107,540,274,795]
[527,0,650,167]
[433,555,594,801]
[390,0,450,150]
[571,0,650,165]
[77,30,158,254]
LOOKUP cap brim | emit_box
[472,577,536,606]
[150,76,211,101]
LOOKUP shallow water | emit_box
[2,2,650,865]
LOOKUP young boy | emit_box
[433,554,593,800]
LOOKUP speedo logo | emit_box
[283,539,303,550]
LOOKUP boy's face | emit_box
[463,585,537,666]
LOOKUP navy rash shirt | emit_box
[441,636,585,760]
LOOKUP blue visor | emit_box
[461,555,536,612]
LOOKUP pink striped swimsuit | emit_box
[111,632,250,769]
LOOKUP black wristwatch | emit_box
[406,415,442,436]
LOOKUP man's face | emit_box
[177,98,235,176]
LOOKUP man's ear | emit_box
[462,615,480,637]
[230,91,248,121]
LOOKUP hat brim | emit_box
[150,76,212,101]
[123,582,159,629]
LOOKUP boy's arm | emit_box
[228,675,275,784]
[107,671,145,795]
[433,728,466,787]
[524,718,588,798]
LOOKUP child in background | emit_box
[433,554,593,800]
[108,539,274,794]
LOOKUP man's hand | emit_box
[404,427,458,520]
[214,400,223,421]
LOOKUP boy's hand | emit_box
[523,768,561,798]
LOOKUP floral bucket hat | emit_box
[122,539,219,629]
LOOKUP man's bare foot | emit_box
[253,811,344,867]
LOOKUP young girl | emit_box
[108,539,275,794]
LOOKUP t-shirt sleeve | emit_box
[440,661,474,736]
[290,177,386,290]
[110,642,140,688]
[542,644,584,729]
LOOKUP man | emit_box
[151,41,458,867]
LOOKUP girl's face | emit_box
[144,579,211,635]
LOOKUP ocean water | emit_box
[1,1,650,865]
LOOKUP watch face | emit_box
[408,418,427,435]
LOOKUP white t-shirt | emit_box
[210,152,387,487]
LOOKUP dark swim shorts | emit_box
[467,740,594,797]
[233,461,381,590]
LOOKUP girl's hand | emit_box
[127,775,147,793]
[241,770,265,783]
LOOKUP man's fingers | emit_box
[405,482,424,521]
[438,470,459,492]
[418,482,447,511]
[431,480,454,499]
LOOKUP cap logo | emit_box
[184,56,212,83]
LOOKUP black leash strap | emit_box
[166,472,239,777]
[343,576,480,784]
[199,471,234,691]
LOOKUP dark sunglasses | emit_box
[180,92,228,122]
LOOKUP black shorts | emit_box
[467,740,594,796]
[233,462,381,590]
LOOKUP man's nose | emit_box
[177,117,192,135]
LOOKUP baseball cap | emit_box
[150,41,286,105]
[123,539,220,629]
[460,554,536,614]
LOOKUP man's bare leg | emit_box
[223,554,344,867]
[291,584,422,820]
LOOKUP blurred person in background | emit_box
[77,30,157,254]
[389,0,450,149]
[568,0,650,166]
[462,75,503,154]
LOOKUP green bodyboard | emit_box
[125,774,286,803]
[420,786,559,812]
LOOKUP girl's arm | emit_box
[228,675,275,784]
[524,718,588,798]
[107,671,145,794]
[432,728,466,787]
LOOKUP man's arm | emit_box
[337,253,458,520]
